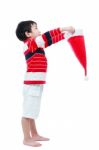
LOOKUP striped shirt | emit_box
[23,28,65,84]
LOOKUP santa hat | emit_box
[64,29,87,78]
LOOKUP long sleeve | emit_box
[23,28,65,84]
[35,28,65,48]
[48,28,61,37]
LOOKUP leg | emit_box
[21,117,42,147]
[30,119,50,141]
[29,118,38,135]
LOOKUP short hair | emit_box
[16,20,37,41]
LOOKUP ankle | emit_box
[31,132,39,137]
[24,136,31,141]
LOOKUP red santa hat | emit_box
[64,29,87,78]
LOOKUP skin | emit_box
[25,23,41,38]
[22,23,75,147]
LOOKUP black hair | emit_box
[16,20,37,41]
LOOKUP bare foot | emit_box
[23,138,42,147]
[32,135,50,141]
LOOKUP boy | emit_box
[16,20,75,147]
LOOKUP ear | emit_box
[25,31,31,38]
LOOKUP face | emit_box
[25,23,41,39]
[27,23,41,39]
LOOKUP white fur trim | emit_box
[64,29,83,40]
[35,36,45,48]
[24,72,46,81]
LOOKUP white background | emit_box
[0,0,99,149]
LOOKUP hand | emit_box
[66,26,75,34]
[60,26,75,34]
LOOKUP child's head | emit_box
[16,20,41,41]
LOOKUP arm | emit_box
[35,27,75,48]
[49,28,61,37]
[49,26,75,36]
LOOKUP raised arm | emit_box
[35,26,75,48]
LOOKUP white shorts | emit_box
[22,84,43,119]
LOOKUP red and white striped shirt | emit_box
[23,28,65,84]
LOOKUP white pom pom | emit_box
[84,75,89,81]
